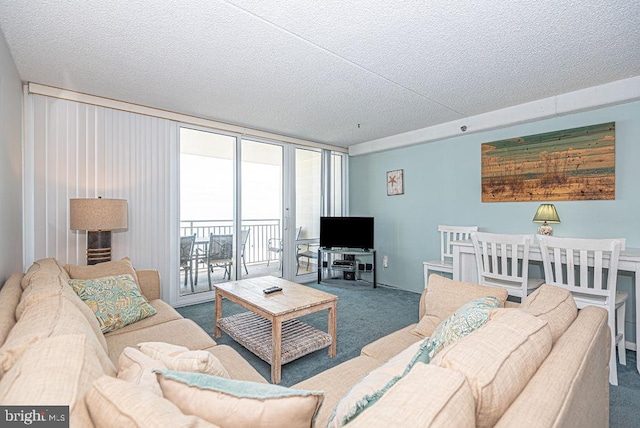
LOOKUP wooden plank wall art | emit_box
[481,122,615,202]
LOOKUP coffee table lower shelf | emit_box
[216,312,332,366]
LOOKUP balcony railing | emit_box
[180,219,281,265]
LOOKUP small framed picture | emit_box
[387,169,404,196]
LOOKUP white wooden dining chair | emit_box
[423,225,478,284]
[538,235,627,386]
[470,232,544,299]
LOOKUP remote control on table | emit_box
[263,286,282,294]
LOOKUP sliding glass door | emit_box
[293,149,346,282]
[294,148,322,280]
[179,128,236,297]
[179,126,346,303]
[240,139,284,279]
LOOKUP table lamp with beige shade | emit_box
[70,197,128,265]
[532,203,560,236]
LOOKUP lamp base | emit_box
[537,225,554,236]
[87,230,112,265]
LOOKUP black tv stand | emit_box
[317,248,377,288]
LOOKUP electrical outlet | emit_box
[382,255,388,268]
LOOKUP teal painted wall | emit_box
[350,101,640,341]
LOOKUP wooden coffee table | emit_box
[214,276,338,383]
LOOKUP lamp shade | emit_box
[70,198,128,231]
[532,204,560,224]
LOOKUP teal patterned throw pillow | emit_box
[415,295,500,364]
[68,274,156,333]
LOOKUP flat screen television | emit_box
[320,217,374,250]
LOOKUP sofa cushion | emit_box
[346,363,476,428]
[431,308,553,428]
[494,306,608,428]
[117,347,167,396]
[65,257,140,288]
[0,274,24,345]
[328,340,426,427]
[105,318,216,364]
[16,275,108,353]
[155,369,324,428]
[0,334,106,427]
[0,283,116,377]
[138,342,229,378]
[86,375,218,428]
[21,258,70,290]
[413,274,508,337]
[360,324,422,362]
[519,284,578,343]
[68,274,157,333]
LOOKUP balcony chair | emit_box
[205,233,234,290]
[240,228,250,275]
[423,225,478,282]
[470,231,544,300]
[179,234,196,292]
[538,235,627,386]
[267,227,301,271]
[296,236,319,275]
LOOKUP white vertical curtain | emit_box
[25,94,178,290]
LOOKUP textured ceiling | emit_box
[1,1,639,148]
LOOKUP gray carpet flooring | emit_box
[176,280,640,426]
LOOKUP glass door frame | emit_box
[174,125,240,307]
[291,147,349,284]
[173,125,348,307]
[239,136,288,281]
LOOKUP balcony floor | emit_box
[179,260,316,296]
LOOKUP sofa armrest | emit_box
[136,270,161,300]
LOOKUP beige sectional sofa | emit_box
[0,259,610,427]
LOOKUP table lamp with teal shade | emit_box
[533,204,560,236]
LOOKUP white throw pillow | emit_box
[138,342,229,378]
[117,347,167,396]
